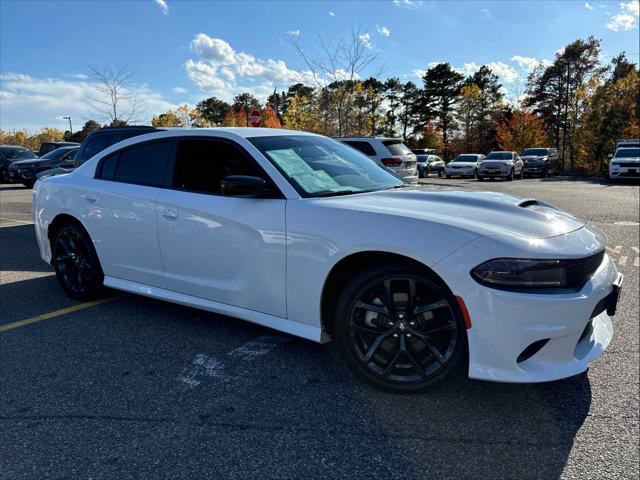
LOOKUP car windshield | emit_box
[522,148,549,156]
[39,147,76,160]
[0,147,37,159]
[486,152,513,160]
[615,148,640,158]
[452,155,478,162]
[249,135,403,197]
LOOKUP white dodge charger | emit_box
[33,128,623,393]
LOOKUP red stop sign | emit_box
[249,110,261,127]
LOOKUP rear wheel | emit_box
[333,265,466,393]
[52,222,104,301]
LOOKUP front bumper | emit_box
[445,167,475,177]
[524,165,545,175]
[478,168,510,177]
[609,165,639,178]
[8,167,36,182]
[434,229,619,383]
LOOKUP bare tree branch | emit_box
[85,65,141,124]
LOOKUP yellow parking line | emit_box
[0,297,118,333]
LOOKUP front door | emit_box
[156,137,287,318]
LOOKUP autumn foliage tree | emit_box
[261,104,282,128]
[496,110,548,153]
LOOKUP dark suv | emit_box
[521,147,561,177]
[1,145,38,183]
[36,126,160,180]
[38,141,80,156]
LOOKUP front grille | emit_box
[619,163,639,168]
[566,250,605,287]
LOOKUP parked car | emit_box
[608,147,640,181]
[0,145,38,183]
[36,126,159,180]
[337,137,418,183]
[521,147,560,177]
[8,146,78,187]
[477,151,524,181]
[615,139,640,149]
[411,149,437,178]
[444,154,485,178]
[38,141,80,156]
[34,128,622,393]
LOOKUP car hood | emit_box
[447,162,476,167]
[11,158,50,167]
[320,188,585,239]
[521,155,547,162]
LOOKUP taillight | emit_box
[382,157,403,166]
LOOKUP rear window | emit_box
[78,132,120,163]
[382,140,412,156]
[343,141,376,156]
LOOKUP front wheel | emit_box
[333,266,466,393]
[52,222,104,301]
[507,169,514,181]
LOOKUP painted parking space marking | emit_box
[0,217,33,227]
[618,256,628,266]
[607,245,622,254]
[178,354,224,388]
[226,334,290,361]
[607,245,639,269]
[0,297,118,333]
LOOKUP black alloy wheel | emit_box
[53,223,104,301]
[334,266,466,393]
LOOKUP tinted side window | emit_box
[78,133,119,163]
[98,152,118,179]
[343,141,376,156]
[172,139,261,194]
[113,140,172,186]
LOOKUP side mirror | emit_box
[607,154,613,159]
[221,175,272,198]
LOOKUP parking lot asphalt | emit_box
[1,177,638,480]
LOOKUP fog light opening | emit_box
[517,339,550,363]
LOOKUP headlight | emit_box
[471,258,567,288]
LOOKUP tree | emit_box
[465,65,504,152]
[524,37,602,169]
[194,97,230,126]
[290,28,379,136]
[496,110,548,153]
[457,84,483,152]
[384,77,402,136]
[65,120,102,143]
[397,82,420,142]
[151,110,183,127]
[222,106,247,127]
[233,93,260,127]
[261,103,282,128]
[282,95,324,133]
[86,65,140,124]
[419,63,464,159]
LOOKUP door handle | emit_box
[83,194,98,203]
[160,207,178,220]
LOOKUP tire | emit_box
[473,169,478,180]
[22,181,35,189]
[52,222,104,301]
[333,265,467,393]
[445,174,451,179]
[438,169,443,178]
[477,175,484,181]
[543,167,549,179]
[518,169,524,180]
[507,169,514,181]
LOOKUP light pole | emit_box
[62,116,73,134]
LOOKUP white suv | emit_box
[337,137,418,183]
[608,147,640,181]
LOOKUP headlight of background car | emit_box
[471,258,567,288]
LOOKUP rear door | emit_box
[85,139,173,287]
[155,137,287,318]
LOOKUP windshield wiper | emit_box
[314,189,363,197]
[385,184,410,190]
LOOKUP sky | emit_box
[1,0,638,132]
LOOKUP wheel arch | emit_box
[47,213,97,265]
[320,251,454,340]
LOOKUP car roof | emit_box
[160,127,319,138]
[334,136,402,141]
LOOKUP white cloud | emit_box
[328,11,335,16]
[584,2,595,10]
[606,1,639,31]
[392,0,423,8]
[413,68,426,78]
[510,55,552,72]
[486,62,520,83]
[0,73,176,131]
[358,33,373,49]
[154,0,169,15]
[173,86,187,94]
[287,29,301,37]
[184,33,316,102]
[376,25,391,37]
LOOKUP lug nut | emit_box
[406,333,413,339]
[398,313,405,319]
[392,333,399,338]
[387,321,394,327]
[409,321,416,327]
